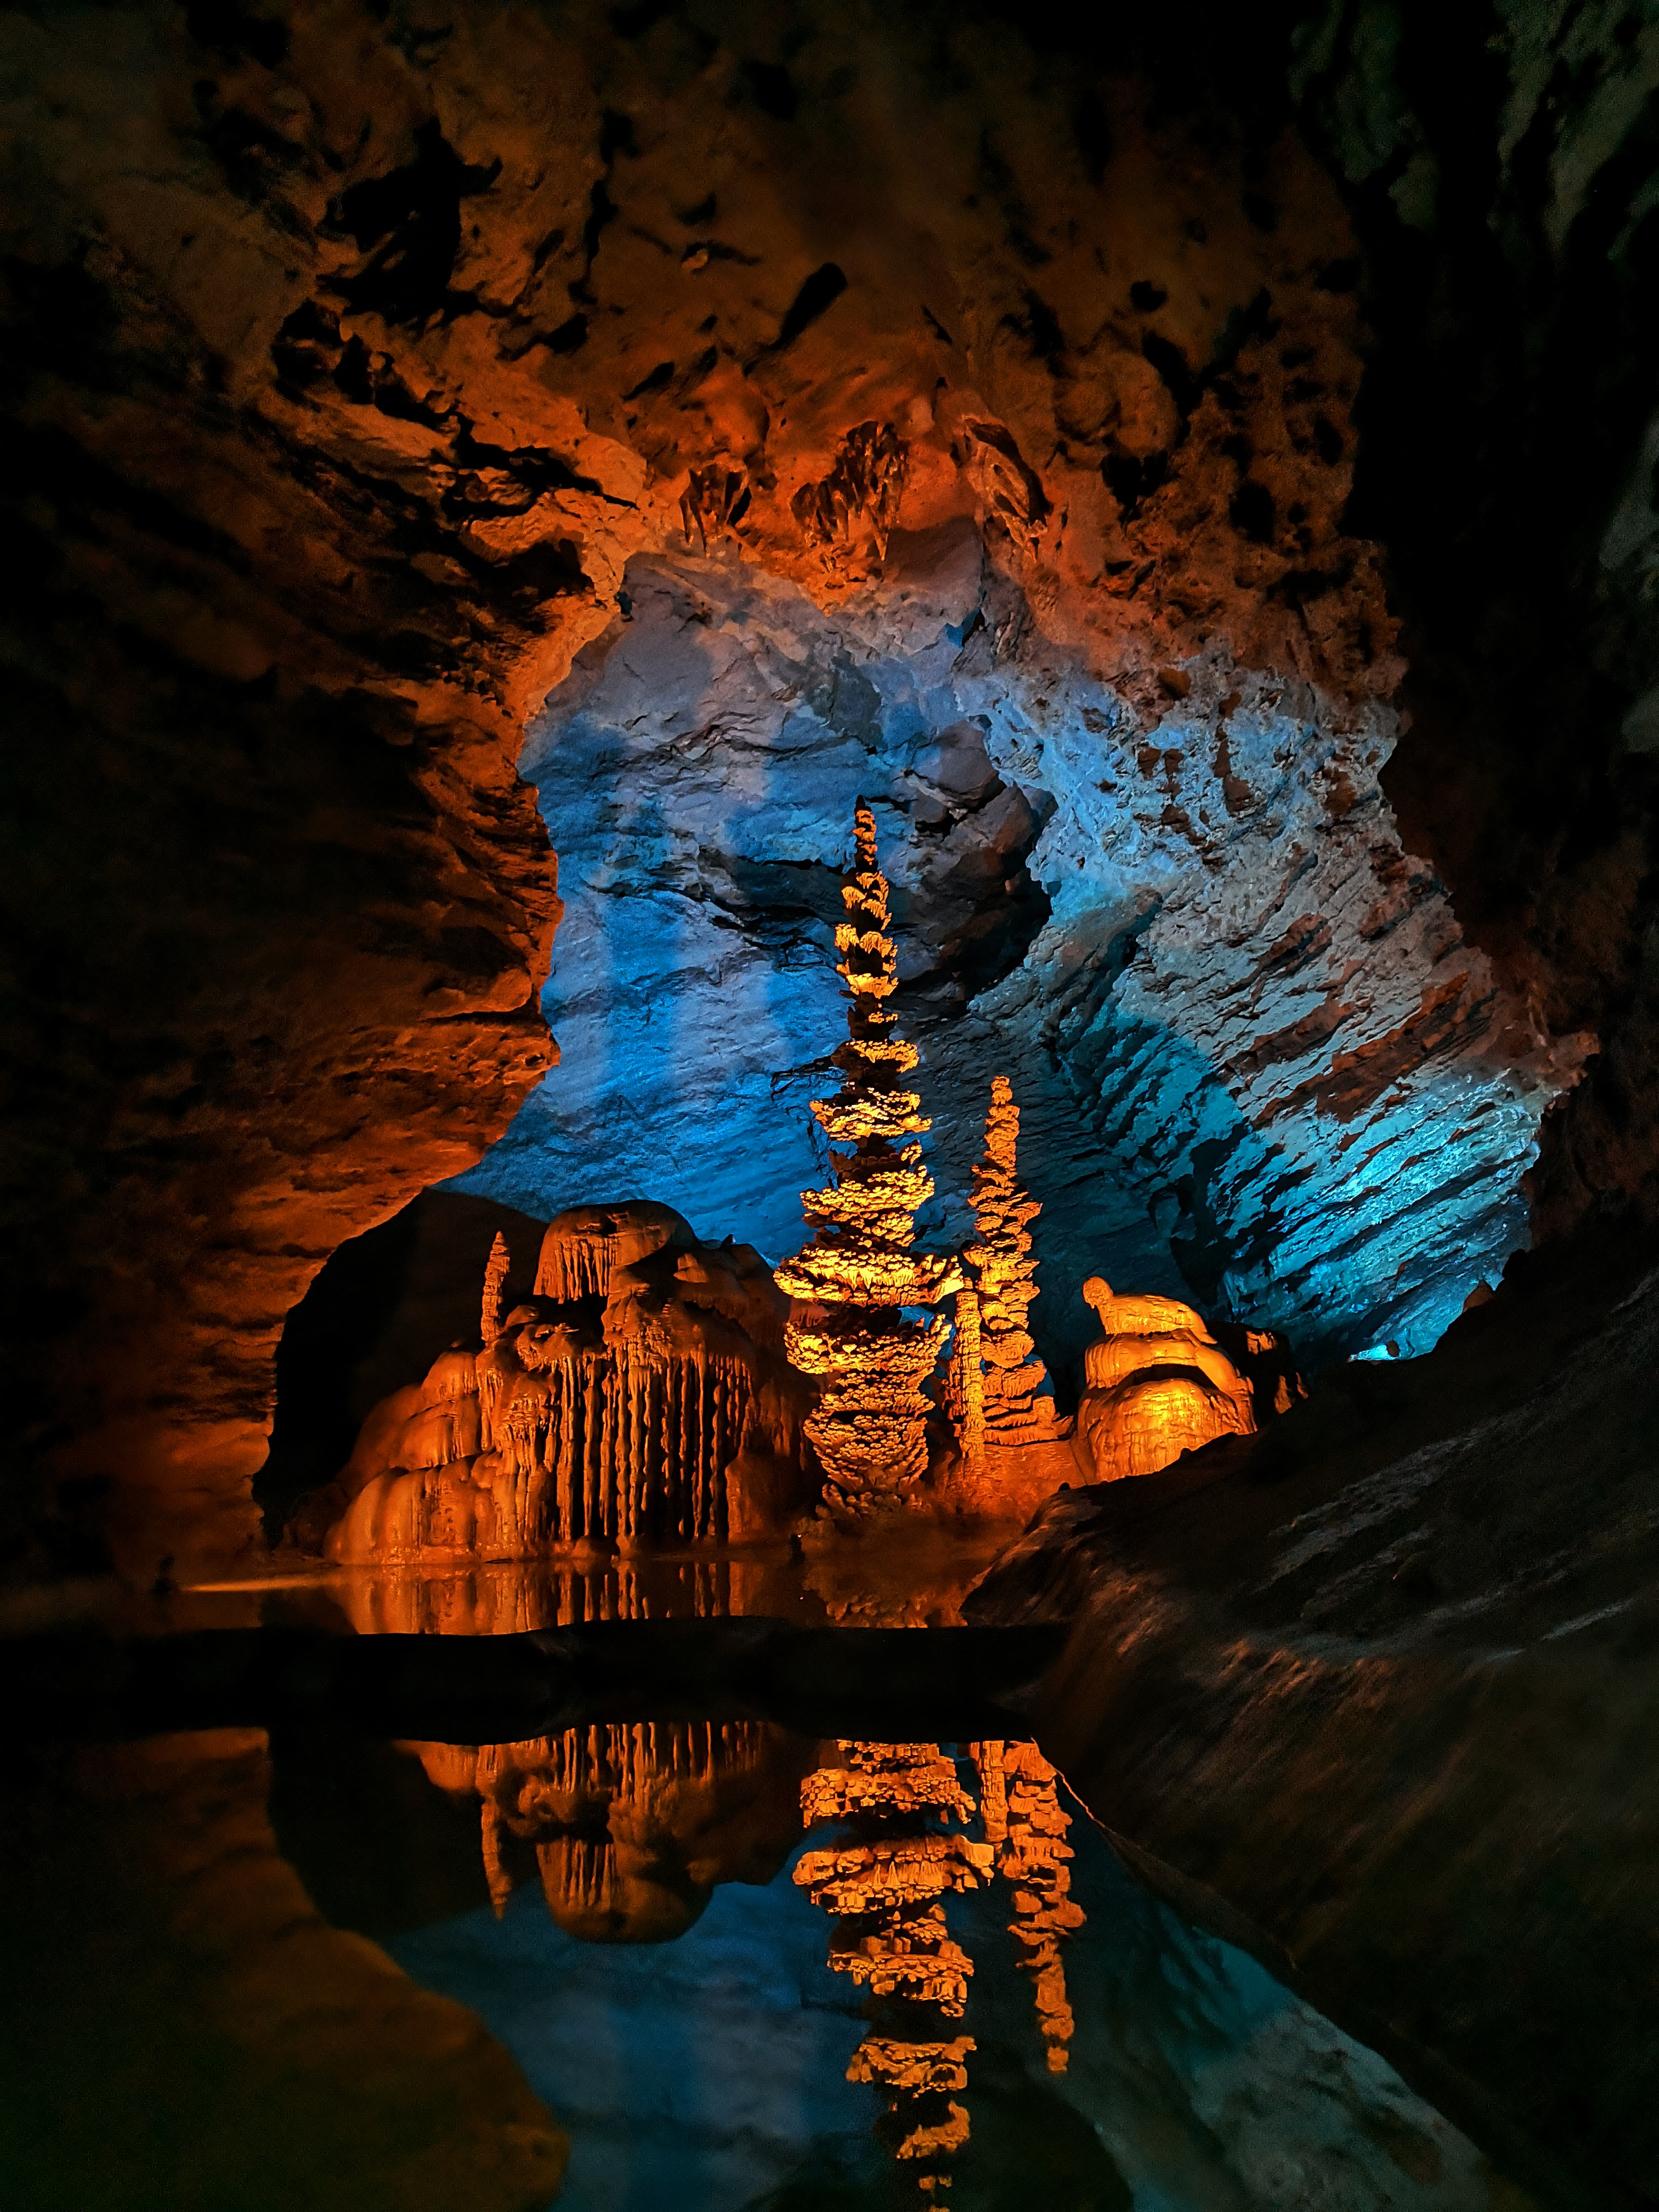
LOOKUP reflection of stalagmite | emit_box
[405,1719,807,1943]
[774,806,962,1515]
[976,1740,1083,2074]
[1072,1275,1257,1482]
[799,1738,1089,2192]
[320,1203,813,1561]
[962,1076,1058,1443]
[797,1743,986,2193]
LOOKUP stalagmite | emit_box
[945,1287,986,1477]
[1072,1275,1258,1482]
[775,805,962,1514]
[963,1076,1055,1442]
[480,1231,511,1351]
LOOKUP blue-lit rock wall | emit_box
[454,524,1583,1376]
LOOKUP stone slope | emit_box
[966,1228,1659,2205]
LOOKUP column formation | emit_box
[775,804,961,1514]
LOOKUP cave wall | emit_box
[459,536,1579,1376]
[3,0,1655,1574]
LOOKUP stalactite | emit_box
[480,1231,511,1350]
[775,805,962,1514]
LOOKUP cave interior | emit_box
[4,1,1659,2208]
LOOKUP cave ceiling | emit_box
[3,0,1656,1568]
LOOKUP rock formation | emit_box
[961,1077,1059,1443]
[973,1739,1082,2076]
[319,1201,812,1560]
[797,1742,986,2192]
[1071,1274,1277,1483]
[479,1233,511,1352]
[774,807,962,1515]
[406,1719,808,1944]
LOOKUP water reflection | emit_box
[795,1740,1083,2194]
[402,1723,812,1941]
[299,1532,1008,1637]
[370,1719,1519,2209]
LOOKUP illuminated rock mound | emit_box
[775,807,962,1516]
[405,1720,809,1944]
[1073,1274,1301,1482]
[321,1201,813,1561]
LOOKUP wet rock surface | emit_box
[966,1225,1659,2205]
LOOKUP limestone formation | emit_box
[407,1720,807,1943]
[945,1287,986,1477]
[1072,1276,1259,1482]
[974,1740,1081,2074]
[797,1743,986,2192]
[322,1202,812,1560]
[479,1233,511,1352]
[962,1077,1058,1443]
[775,808,962,1515]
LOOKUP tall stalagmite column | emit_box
[775,806,961,1515]
[962,1076,1053,1442]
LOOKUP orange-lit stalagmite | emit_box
[775,807,962,1515]
[480,1231,511,1351]
[320,1202,813,1560]
[1071,1276,1258,1481]
[963,1077,1059,1446]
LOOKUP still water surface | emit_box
[359,1725,1509,2210]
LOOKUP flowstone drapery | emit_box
[775,807,961,1516]
[318,1202,812,1560]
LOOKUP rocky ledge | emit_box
[966,1223,1659,2208]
